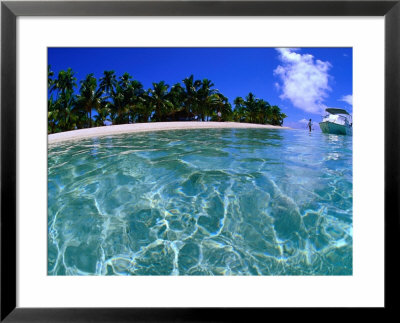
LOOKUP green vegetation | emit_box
[48,66,287,134]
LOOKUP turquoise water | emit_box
[48,128,352,275]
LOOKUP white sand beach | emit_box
[48,122,291,144]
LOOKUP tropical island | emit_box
[48,67,288,134]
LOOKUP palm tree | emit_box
[167,83,185,118]
[107,73,134,125]
[279,112,288,126]
[48,65,54,88]
[135,94,153,123]
[50,68,77,131]
[48,65,57,133]
[233,94,284,125]
[76,74,105,128]
[197,79,217,121]
[270,105,287,125]
[48,96,59,133]
[59,91,79,131]
[182,75,201,119]
[256,99,271,124]
[119,72,132,89]
[50,68,77,98]
[107,84,125,125]
[93,105,111,127]
[244,92,258,123]
[233,97,246,122]
[148,81,173,122]
[128,80,145,123]
[209,93,232,121]
[99,70,117,98]
[218,94,232,121]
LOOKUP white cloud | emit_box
[274,48,332,115]
[299,118,309,124]
[339,94,353,106]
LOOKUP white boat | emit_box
[319,108,352,135]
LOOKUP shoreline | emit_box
[48,122,291,144]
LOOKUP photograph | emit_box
[47,47,353,276]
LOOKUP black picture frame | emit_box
[1,0,399,321]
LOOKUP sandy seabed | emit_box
[48,121,290,144]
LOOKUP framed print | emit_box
[1,0,399,321]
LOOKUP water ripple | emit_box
[48,129,352,275]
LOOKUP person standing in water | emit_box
[308,119,312,132]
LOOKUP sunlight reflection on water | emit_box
[48,128,352,275]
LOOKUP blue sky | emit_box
[48,47,352,129]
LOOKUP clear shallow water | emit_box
[48,128,352,275]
